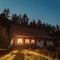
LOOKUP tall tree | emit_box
[30,19,37,28]
[38,19,42,25]
[42,22,45,27]
[56,24,59,31]
[19,14,22,24]
[3,8,10,17]
[22,14,29,26]
[37,19,42,29]
[11,14,19,24]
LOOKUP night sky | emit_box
[0,0,60,25]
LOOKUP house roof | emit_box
[10,24,53,39]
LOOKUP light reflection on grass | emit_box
[0,50,18,60]
[21,50,53,60]
[0,49,54,60]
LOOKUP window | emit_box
[18,38,23,44]
[25,39,30,44]
[31,39,35,44]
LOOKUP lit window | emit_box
[25,39,30,44]
[31,39,35,44]
[10,39,13,45]
[18,38,23,44]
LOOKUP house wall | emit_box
[36,38,54,48]
[36,39,45,48]
[46,40,54,47]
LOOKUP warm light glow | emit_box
[31,39,35,44]
[10,39,13,45]
[25,39,30,44]
[18,38,23,44]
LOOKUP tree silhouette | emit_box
[38,19,42,25]
[0,13,6,20]
[19,14,22,24]
[56,24,60,31]
[30,19,37,28]
[30,21,33,28]
[21,14,29,26]
[42,22,45,28]
[11,14,19,24]
[37,19,42,29]
[3,8,10,17]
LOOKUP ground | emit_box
[0,49,59,60]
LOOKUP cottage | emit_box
[9,24,54,49]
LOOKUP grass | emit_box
[0,49,59,60]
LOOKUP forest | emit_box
[0,8,60,48]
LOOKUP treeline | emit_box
[1,8,60,29]
[0,8,60,48]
